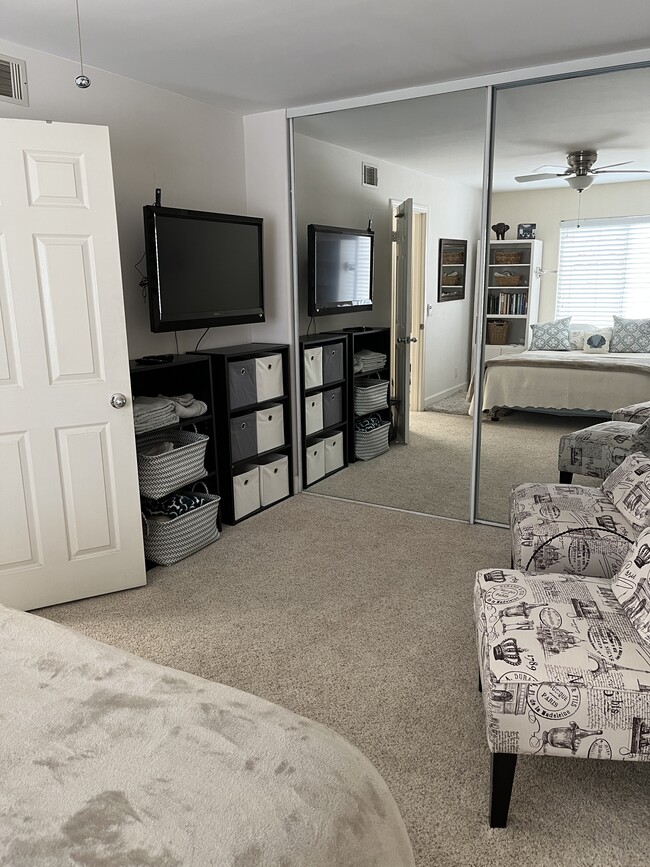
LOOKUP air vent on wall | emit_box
[362,163,378,188]
[0,54,28,106]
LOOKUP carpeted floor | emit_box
[425,389,470,415]
[39,495,649,867]
[310,410,601,523]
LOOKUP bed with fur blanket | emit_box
[0,603,414,866]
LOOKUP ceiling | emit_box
[296,67,650,191]
[1,0,650,113]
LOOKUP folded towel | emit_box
[133,395,176,418]
[174,400,208,419]
[168,393,196,407]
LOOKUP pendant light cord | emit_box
[75,0,85,76]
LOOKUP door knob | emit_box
[110,393,128,409]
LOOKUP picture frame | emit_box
[517,223,536,240]
[438,238,467,302]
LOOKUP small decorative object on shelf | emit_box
[491,222,509,240]
[517,223,536,240]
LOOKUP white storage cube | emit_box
[257,453,289,506]
[304,346,323,390]
[305,392,324,436]
[324,431,344,474]
[306,440,325,485]
[256,354,283,403]
[233,466,261,520]
[256,403,284,453]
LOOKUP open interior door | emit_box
[0,119,146,610]
[394,198,414,444]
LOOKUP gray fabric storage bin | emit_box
[323,342,344,384]
[230,412,258,463]
[228,359,257,409]
[323,386,343,428]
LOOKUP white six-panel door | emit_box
[0,119,145,610]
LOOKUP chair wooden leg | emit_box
[478,670,482,693]
[489,752,517,828]
[559,471,573,484]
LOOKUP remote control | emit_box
[136,354,174,364]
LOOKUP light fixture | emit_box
[74,0,91,88]
[567,175,594,192]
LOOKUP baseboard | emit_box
[424,382,468,409]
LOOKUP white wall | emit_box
[492,180,650,322]
[0,37,253,357]
[293,133,482,403]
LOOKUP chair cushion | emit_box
[510,482,635,579]
[558,421,639,480]
[612,526,650,647]
[474,568,650,760]
[612,401,650,423]
[602,452,650,533]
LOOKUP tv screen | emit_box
[144,205,264,332]
[308,224,374,317]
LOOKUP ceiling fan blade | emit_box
[593,169,650,174]
[592,160,633,171]
[515,173,565,183]
[530,164,567,172]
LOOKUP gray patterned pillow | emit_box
[612,525,650,646]
[529,317,572,351]
[610,316,650,353]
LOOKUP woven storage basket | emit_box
[355,420,390,461]
[136,427,209,499]
[494,251,523,265]
[442,251,464,265]
[494,273,523,287]
[142,483,220,566]
[441,274,461,286]
[354,378,389,416]
[487,320,510,345]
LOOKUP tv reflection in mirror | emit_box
[308,224,374,316]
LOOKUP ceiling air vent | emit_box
[362,163,378,188]
[0,54,28,106]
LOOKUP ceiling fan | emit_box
[515,149,650,191]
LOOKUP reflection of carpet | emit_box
[426,390,469,416]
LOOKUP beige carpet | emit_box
[39,496,649,867]
[310,410,601,523]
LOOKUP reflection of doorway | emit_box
[390,201,427,412]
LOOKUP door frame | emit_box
[390,199,428,413]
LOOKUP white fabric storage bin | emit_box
[304,346,323,390]
[257,453,289,506]
[233,466,261,520]
[306,440,326,485]
[256,403,284,453]
[323,431,344,474]
[256,354,283,403]
[305,392,324,436]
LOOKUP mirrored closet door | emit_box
[475,66,650,524]
[291,87,488,521]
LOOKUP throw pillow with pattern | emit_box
[602,451,650,532]
[583,327,612,353]
[529,317,572,351]
[610,315,650,353]
[612,525,650,647]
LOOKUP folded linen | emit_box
[139,440,174,457]
[133,395,176,419]
[158,393,208,419]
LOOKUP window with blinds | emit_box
[555,216,650,327]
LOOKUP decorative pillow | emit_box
[610,315,650,353]
[583,327,612,353]
[569,329,585,350]
[612,525,650,646]
[529,317,571,351]
[602,452,650,532]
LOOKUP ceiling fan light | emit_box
[567,175,594,191]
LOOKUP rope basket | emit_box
[441,274,461,286]
[494,273,523,287]
[142,483,220,566]
[136,427,209,499]
[442,251,464,265]
[494,251,523,265]
[487,320,510,345]
[354,377,389,416]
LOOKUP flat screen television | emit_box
[143,205,264,332]
[308,224,374,317]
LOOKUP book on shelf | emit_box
[487,291,529,316]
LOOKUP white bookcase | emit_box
[484,239,543,358]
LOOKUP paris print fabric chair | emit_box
[474,525,650,826]
[558,417,650,484]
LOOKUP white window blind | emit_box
[555,216,650,327]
